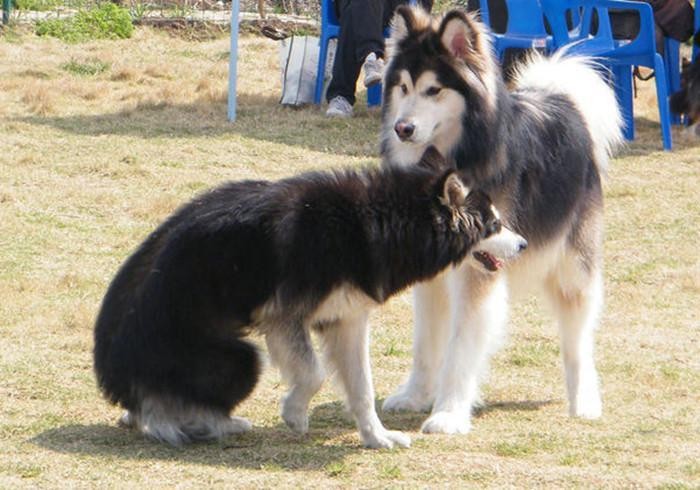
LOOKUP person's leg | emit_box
[352,0,386,62]
[326,0,361,105]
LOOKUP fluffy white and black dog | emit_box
[380,7,624,434]
[93,148,527,449]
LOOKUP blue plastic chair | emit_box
[542,0,672,150]
[313,0,382,107]
[480,0,553,60]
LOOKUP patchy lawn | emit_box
[1,27,698,488]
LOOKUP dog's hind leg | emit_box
[321,311,410,449]
[546,264,603,419]
[422,266,508,434]
[266,323,325,434]
[382,271,451,413]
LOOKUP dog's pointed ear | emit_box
[439,10,478,60]
[390,5,433,43]
[438,170,469,208]
[390,5,416,43]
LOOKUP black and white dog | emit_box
[380,7,624,434]
[94,148,527,448]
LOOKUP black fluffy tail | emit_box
[93,227,172,409]
[94,203,262,445]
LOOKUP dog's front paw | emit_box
[282,403,309,434]
[421,411,471,434]
[118,411,134,428]
[569,372,602,419]
[362,429,411,449]
[382,388,432,413]
[570,391,602,419]
[227,416,253,434]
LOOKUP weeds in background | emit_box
[36,3,133,42]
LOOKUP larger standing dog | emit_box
[380,7,624,434]
[93,148,527,448]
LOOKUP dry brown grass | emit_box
[20,81,56,115]
[110,66,138,82]
[1,27,699,489]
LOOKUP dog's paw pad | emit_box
[421,411,471,434]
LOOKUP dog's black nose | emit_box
[518,239,528,252]
[394,121,415,140]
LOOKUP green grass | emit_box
[0,28,699,489]
[61,58,110,76]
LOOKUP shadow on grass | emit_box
[474,399,555,416]
[621,116,700,154]
[31,398,557,467]
[374,398,556,431]
[31,403,363,471]
[15,94,383,158]
[17,93,697,160]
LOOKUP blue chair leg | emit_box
[367,83,382,107]
[664,37,681,124]
[653,54,672,151]
[613,65,635,141]
[314,34,331,105]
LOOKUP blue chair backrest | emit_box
[504,0,548,38]
[480,0,548,37]
[542,0,658,63]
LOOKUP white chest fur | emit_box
[307,284,378,326]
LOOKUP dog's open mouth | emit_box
[473,251,503,272]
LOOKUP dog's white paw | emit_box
[227,416,253,433]
[282,402,309,434]
[570,392,602,419]
[569,373,602,419]
[382,389,432,413]
[362,429,411,449]
[118,411,134,428]
[421,411,471,434]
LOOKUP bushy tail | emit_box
[512,51,624,174]
[94,221,261,446]
[130,337,259,446]
[93,228,171,408]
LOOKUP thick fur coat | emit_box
[380,7,624,434]
[94,148,525,448]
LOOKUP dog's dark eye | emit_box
[400,84,408,95]
[426,86,442,96]
[484,218,501,237]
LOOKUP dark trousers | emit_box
[327,0,432,105]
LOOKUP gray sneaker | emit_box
[363,52,384,87]
[326,95,353,117]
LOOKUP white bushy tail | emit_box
[512,51,624,174]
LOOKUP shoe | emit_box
[363,52,384,87]
[325,96,353,117]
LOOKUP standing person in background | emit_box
[326,0,434,117]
